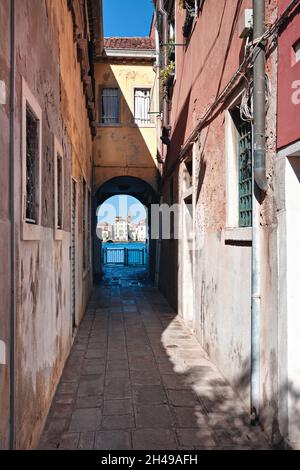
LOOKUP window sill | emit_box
[97,123,122,128]
[22,222,42,241]
[222,227,252,243]
[130,122,155,129]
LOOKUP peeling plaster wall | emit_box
[12,0,93,449]
[160,0,281,447]
[93,61,159,192]
[0,0,11,449]
[258,0,280,445]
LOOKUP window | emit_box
[226,105,252,230]
[54,137,64,235]
[22,77,42,239]
[100,87,120,124]
[238,120,252,227]
[134,88,151,125]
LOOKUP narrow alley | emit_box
[39,268,269,451]
[2,0,300,454]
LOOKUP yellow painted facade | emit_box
[93,60,159,192]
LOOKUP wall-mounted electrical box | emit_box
[239,9,253,38]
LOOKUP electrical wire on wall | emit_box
[162,0,300,179]
[240,73,271,123]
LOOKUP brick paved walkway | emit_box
[39,267,270,450]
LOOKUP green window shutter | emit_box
[238,121,252,227]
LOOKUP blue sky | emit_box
[97,195,147,224]
[103,0,154,37]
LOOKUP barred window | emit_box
[100,88,120,124]
[230,108,252,228]
[238,121,252,227]
[134,88,151,125]
[25,105,39,224]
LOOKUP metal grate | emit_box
[238,121,252,227]
[25,106,39,223]
[134,88,151,125]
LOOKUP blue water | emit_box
[102,242,147,250]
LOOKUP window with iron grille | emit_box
[229,107,253,228]
[238,121,252,227]
[134,88,151,125]
[100,88,120,124]
[56,153,63,229]
[25,105,39,223]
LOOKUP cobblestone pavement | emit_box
[39,267,270,450]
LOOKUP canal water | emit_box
[102,242,147,250]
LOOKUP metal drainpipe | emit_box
[158,0,169,128]
[154,6,162,287]
[251,0,268,423]
[9,0,16,449]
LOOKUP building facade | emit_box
[0,0,102,449]
[114,217,129,241]
[97,221,114,241]
[92,37,160,278]
[0,0,13,450]
[154,0,300,449]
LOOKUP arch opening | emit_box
[92,176,159,283]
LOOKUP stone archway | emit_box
[92,176,160,282]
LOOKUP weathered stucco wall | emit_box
[0,0,11,449]
[13,0,93,449]
[160,0,281,447]
[93,61,159,192]
[276,0,300,449]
